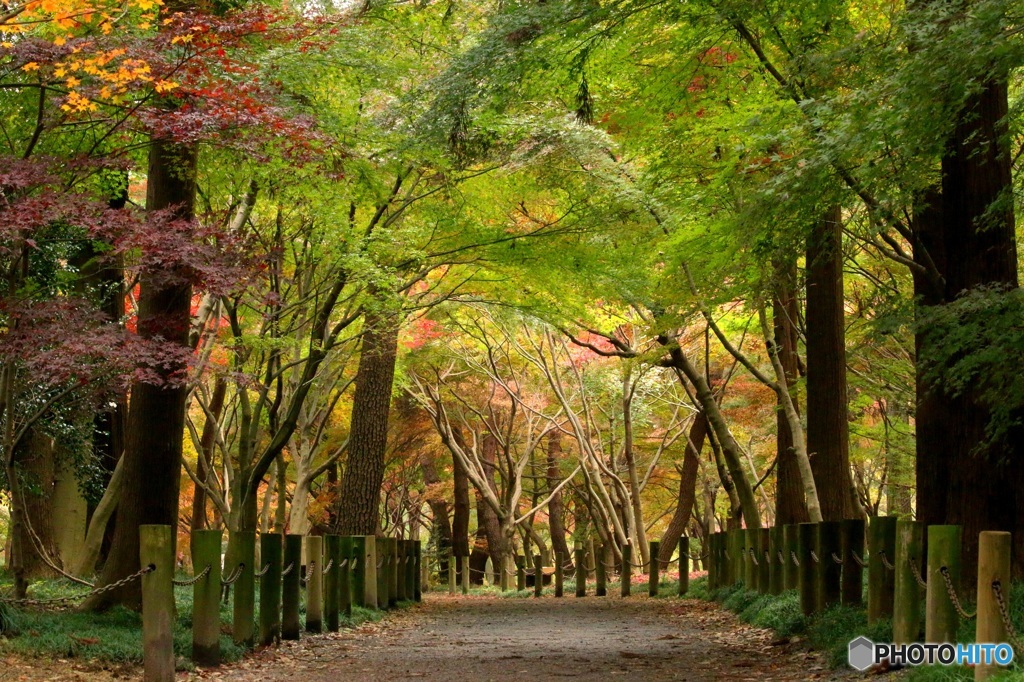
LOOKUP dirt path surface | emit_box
[205,594,875,681]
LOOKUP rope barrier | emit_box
[879,550,895,571]
[938,566,976,619]
[301,561,315,585]
[908,557,927,588]
[172,565,211,587]
[852,551,867,568]
[281,562,295,577]
[790,551,800,567]
[748,548,759,567]
[322,558,334,575]
[831,552,844,565]
[221,563,244,586]
[992,581,1023,651]
[776,550,784,565]
[0,564,154,607]
[809,551,820,564]
[254,563,271,578]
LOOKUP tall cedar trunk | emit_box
[191,377,226,531]
[773,258,810,524]
[472,432,505,576]
[805,206,855,521]
[419,452,453,580]
[915,73,1022,585]
[11,430,61,583]
[546,430,572,568]
[450,427,471,561]
[334,312,400,535]
[657,412,707,570]
[85,139,195,610]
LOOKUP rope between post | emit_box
[809,551,820,564]
[908,557,927,588]
[254,563,272,578]
[790,551,800,567]
[831,552,844,565]
[172,564,211,586]
[221,563,244,586]
[992,581,1023,651]
[852,551,867,568]
[0,564,154,607]
[879,550,895,571]
[281,562,295,577]
[939,566,976,619]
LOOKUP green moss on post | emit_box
[816,521,842,612]
[798,523,816,616]
[414,540,423,601]
[893,519,925,644]
[363,535,378,609]
[140,525,174,682]
[575,543,587,597]
[281,534,302,641]
[351,536,367,608]
[230,530,256,647]
[460,554,469,596]
[744,529,756,589]
[678,537,689,596]
[516,555,526,591]
[190,529,221,667]
[390,539,400,607]
[730,529,743,586]
[395,540,406,602]
[555,552,564,597]
[305,535,323,634]
[534,554,544,597]
[595,544,607,596]
[925,525,961,644]
[375,538,388,608]
[840,519,865,607]
[324,535,340,631]
[975,531,1012,682]
[621,542,632,597]
[339,536,353,619]
[783,524,798,591]
[867,516,896,624]
[757,529,770,594]
[406,541,417,601]
[768,527,783,596]
[259,533,283,646]
[448,549,457,595]
[648,541,660,597]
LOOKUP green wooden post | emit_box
[621,542,632,597]
[925,525,961,644]
[499,554,510,592]
[893,519,925,644]
[555,551,564,597]
[374,538,388,608]
[305,535,323,634]
[744,528,757,589]
[575,543,587,597]
[867,516,897,624]
[140,525,174,682]
[362,535,378,609]
[534,554,544,597]
[768,527,783,595]
[339,536,353,619]
[595,544,607,597]
[648,541,660,597]
[678,536,689,596]
[840,519,865,607]
[406,541,417,601]
[816,521,842,612]
[259,533,283,646]
[324,535,340,631]
[706,534,716,591]
[190,529,222,667]
[976,531,1012,682]
[757,529,770,594]
[230,529,256,647]
[721,530,733,586]
[395,540,406,602]
[731,529,744,586]
[281,534,303,641]
[414,540,423,601]
[351,536,367,608]
[390,539,400,607]
[798,523,816,616]
[448,549,457,595]
[783,524,799,591]
[460,554,470,596]
[586,538,597,581]
[516,555,526,591]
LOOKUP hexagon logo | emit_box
[848,636,875,671]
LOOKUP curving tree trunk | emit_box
[657,412,706,570]
[546,430,572,569]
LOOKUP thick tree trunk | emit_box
[11,430,61,584]
[420,452,453,580]
[805,206,856,521]
[450,428,471,559]
[546,430,572,569]
[334,312,401,535]
[657,412,706,570]
[773,259,810,525]
[85,139,195,611]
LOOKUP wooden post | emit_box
[925,525,961,644]
[798,523,816,616]
[586,537,597,581]
[395,540,406,602]
[363,535,378,609]
[460,554,470,595]
[516,555,526,591]
[414,540,423,601]
[783,525,798,591]
[768,527,783,595]
[840,519,865,607]
[281,533,303,641]
[731,529,744,586]
[190,529,221,667]
[324,535,340,631]
[975,531,1012,682]
[140,525,174,682]
[706,534,717,591]
[534,554,544,597]
[621,542,632,597]
[575,543,587,597]
[893,519,925,644]
[305,535,323,634]
[744,528,756,589]
[816,521,842,612]
[555,551,564,597]
[351,536,367,608]
[390,539,400,607]
[499,554,510,592]
[757,528,770,594]
[867,515,896,624]
[375,538,388,608]
[678,536,689,596]
[339,536,353,619]
[648,540,660,597]
[406,541,417,601]
[595,544,607,597]
[230,529,256,647]
[258,533,283,646]
[448,549,457,595]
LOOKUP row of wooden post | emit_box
[139,525,423,682]
[442,537,692,599]
[705,519,1017,681]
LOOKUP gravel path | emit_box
[206,594,873,681]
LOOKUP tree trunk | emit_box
[657,412,706,570]
[85,139,195,611]
[805,206,856,521]
[420,452,453,581]
[773,258,810,525]
[192,377,226,532]
[546,430,572,569]
[10,430,61,585]
[334,311,401,535]
[450,427,471,559]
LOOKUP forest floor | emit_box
[197,593,880,682]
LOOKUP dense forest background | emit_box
[0,0,1021,604]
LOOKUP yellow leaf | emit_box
[22,62,39,71]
